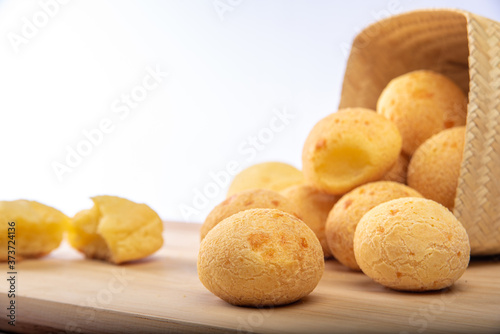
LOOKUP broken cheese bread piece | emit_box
[68,195,163,264]
[0,200,69,261]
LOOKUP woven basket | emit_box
[339,9,500,255]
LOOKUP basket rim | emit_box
[352,8,500,46]
[353,9,470,43]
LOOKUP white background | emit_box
[0,0,499,223]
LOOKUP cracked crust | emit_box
[408,126,466,210]
[281,184,339,258]
[198,208,324,306]
[200,189,300,241]
[376,70,467,155]
[325,181,422,271]
[353,197,470,291]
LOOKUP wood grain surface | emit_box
[1,221,499,333]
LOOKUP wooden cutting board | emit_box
[1,221,499,333]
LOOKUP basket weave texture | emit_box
[339,9,500,255]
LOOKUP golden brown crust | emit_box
[0,200,68,261]
[198,208,324,306]
[200,189,300,241]
[302,108,402,195]
[380,153,410,184]
[407,126,466,210]
[353,197,470,291]
[325,181,422,271]
[227,162,304,197]
[68,196,164,264]
[281,184,339,257]
[377,70,467,155]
